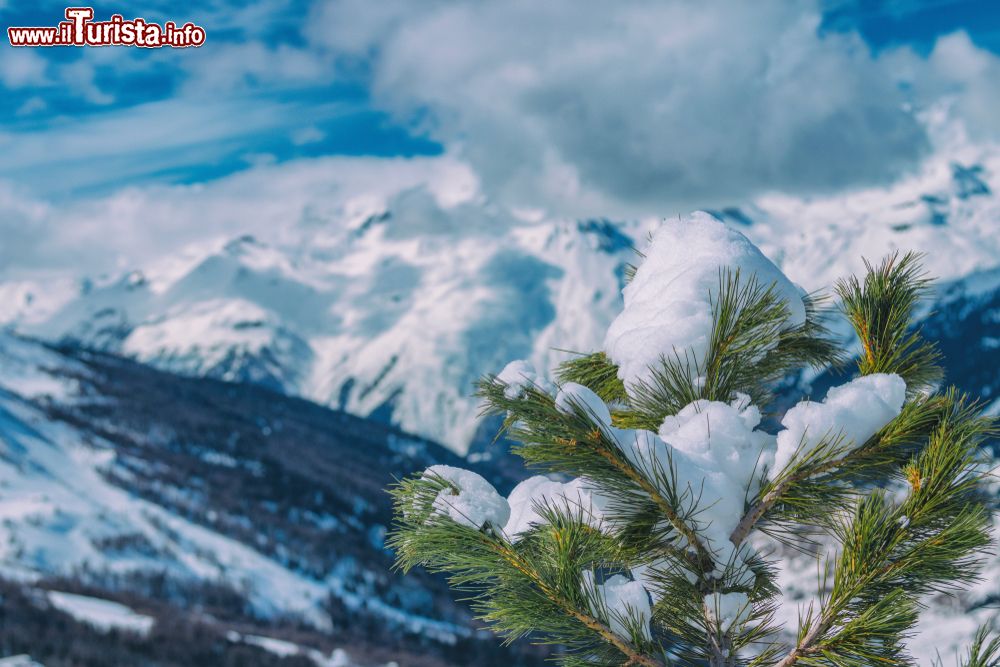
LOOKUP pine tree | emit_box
[387,214,997,667]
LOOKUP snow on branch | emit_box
[604,212,806,395]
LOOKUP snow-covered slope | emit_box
[3,142,999,458]
[0,332,541,666]
[0,335,324,628]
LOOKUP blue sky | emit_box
[0,0,996,201]
[822,0,1000,54]
[0,1,442,198]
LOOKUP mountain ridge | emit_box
[0,332,541,666]
[3,142,998,455]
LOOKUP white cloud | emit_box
[0,180,64,281]
[0,94,366,195]
[907,32,1000,141]
[0,49,48,89]
[178,42,332,94]
[58,59,115,106]
[291,125,325,145]
[16,96,47,116]
[0,153,479,280]
[306,0,940,215]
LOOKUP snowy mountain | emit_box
[5,210,636,455]
[0,332,543,666]
[3,143,999,456]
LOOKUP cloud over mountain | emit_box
[312,0,944,214]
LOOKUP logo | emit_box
[8,7,206,48]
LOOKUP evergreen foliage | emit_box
[388,248,996,667]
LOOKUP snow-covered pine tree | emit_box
[387,212,996,667]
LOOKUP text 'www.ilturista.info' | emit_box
[8,7,206,48]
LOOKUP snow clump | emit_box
[554,382,613,426]
[582,571,652,640]
[504,475,614,540]
[543,379,772,573]
[771,373,906,476]
[421,465,510,530]
[606,393,773,571]
[496,359,552,399]
[604,211,806,395]
[705,591,750,632]
[654,395,775,560]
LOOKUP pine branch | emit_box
[775,589,917,667]
[392,245,994,666]
[836,252,942,394]
[557,352,628,405]
[389,476,668,666]
[960,626,1000,667]
[490,540,664,667]
[771,401,993,667]
[477,378,719,574]
[591,431,718,573]
[730,393,951,547]
[626,272,840,430]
